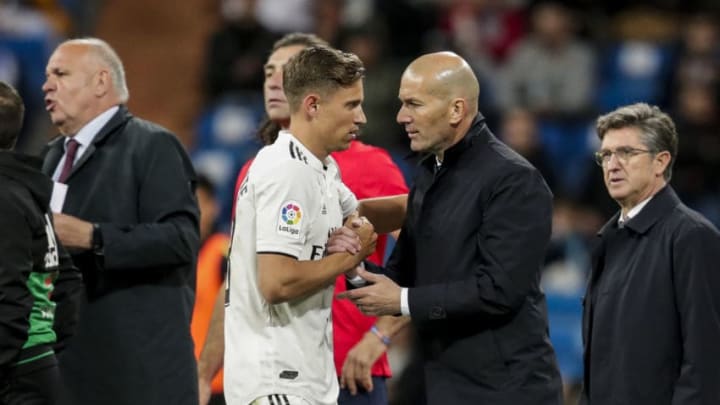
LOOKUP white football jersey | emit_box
[225,131,357,405]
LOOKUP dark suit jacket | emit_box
[42,106,200,405]
[376,115,563,405]
[581,186,720,404]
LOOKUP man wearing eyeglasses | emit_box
[580,103,720,404]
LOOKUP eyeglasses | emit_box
[594,146,653,167]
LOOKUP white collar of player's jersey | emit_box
[278,130,329,173]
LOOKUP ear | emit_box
[653,151,671,177]
[302,94,320,118]
[94,69,110,98]
[448,98,466,125]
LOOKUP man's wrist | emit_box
[369,325,391,346]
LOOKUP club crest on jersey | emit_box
[278,201,303,238]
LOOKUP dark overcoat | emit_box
[581,186,720,404]
[42,106,200,405]
[379,114,563,405]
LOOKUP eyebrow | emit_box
[400,97,421,104]
[599,145,644,151]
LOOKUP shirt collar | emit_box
[618,195,654,226]
[65,105,119,149]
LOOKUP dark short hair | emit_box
[271,32,329,53]
[0,81,24,150]
[596,103,678,181]
[283,46,365,113]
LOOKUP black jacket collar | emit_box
[419,113,487,171]
[597,185,680,236]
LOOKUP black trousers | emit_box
[0,363,60,405]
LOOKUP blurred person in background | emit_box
[670,83,720,226]
[671,14,719,96]
[498,1,595,117]
[192,174,230,405]
[204,0,277,102]
[41,38,200,405]
[581,103,720,404]
[499,107,556,190]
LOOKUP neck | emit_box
[435,119,473,162]
[287,119,328,161]
[619,179,666,216]
[60,102,118,136]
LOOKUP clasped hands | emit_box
[327,215,402,317]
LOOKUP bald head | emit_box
[397,52,480,159]
[62,38,129,103]
[404,52,479,114]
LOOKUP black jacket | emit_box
[581,186,720,404]
[0,151,81,381]
[376,115,562,404]
[41,106,200,405]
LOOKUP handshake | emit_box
[328,213,403,317]
[327,213,378,276]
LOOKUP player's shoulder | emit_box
[251,137,314,176]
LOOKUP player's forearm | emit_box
[358,195,407,234]
[258,253,360,304]
[198,287,226,381]
[375,315,411,337]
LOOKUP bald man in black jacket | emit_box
[338,52,562,405]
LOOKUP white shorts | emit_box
[250,394,315,405]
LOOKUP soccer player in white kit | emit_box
[224,46,378,405]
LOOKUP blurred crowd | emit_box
[2,0,719,402]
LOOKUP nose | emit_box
[42,76,53,93]
[605,153,622,171]
[267,70,282,90]
[355,106,367,125]
[396,106,410,125]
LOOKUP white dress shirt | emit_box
[52,106,119,181]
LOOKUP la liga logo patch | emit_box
[281,203,302,224]
[277,200,303,238]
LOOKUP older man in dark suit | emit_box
[41,38,199,405]
[338,52,562,404]
[580,103,720,404]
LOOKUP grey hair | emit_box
[64,37,129,103]
[596,103,678,181]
